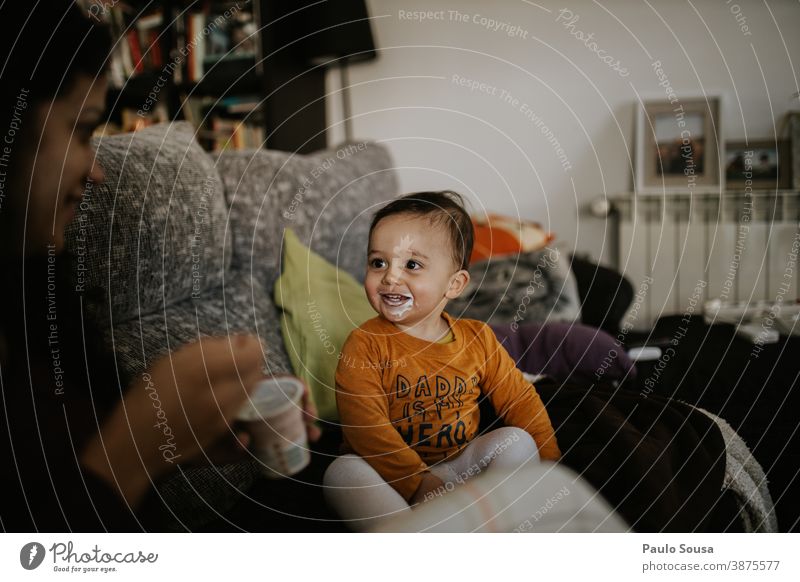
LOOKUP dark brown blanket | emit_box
[534,382,743,532]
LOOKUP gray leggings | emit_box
[323,427,539,531]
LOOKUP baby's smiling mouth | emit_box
[380,292,412,307]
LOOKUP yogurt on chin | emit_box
[380,291,414,318]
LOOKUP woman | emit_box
[0,1,317,531]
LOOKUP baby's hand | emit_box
[410,472,446,505]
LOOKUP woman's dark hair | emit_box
[369,191,474,271]
[0,1,111,102]
[0,1,111,255]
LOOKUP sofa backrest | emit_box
[216,141,399,290]
[64,123,398,326]
[64,122,231,322]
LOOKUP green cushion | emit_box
[274,229,376,421]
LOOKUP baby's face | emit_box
[366,214,466,330]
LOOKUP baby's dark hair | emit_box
[369,191,474,270]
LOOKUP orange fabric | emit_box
[470,214,554,263]
[471,222,521,262]
[335,312,561,501]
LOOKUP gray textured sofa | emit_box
[65,122,399,529]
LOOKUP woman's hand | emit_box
[197,377,322,465]
[80,335,264,506]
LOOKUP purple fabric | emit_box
[490,321,636,384]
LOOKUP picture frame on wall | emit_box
[634,97,723,194]
[725,140,792,190]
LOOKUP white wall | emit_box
[326,0,800,266]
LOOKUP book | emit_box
[218,95,261,114]
[127,31,144,74]
[189,12,206,82]
[211,117,263,151]
[136,12,164,70]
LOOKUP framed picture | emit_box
[790,112,800,190]
[725,140,792,190]
[635,97,722,194]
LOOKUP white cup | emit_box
[237,376,310,479]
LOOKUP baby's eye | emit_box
[369,258,386,269]
[405,260,422,270]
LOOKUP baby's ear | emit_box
[446,269,471,299]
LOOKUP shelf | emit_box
[178,58,262,97]
[101,0,327,153]
[106,71,164,106]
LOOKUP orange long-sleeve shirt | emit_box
[335,312,561,501]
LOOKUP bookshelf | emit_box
[100,0,327,153]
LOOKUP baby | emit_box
[324,191,561,529]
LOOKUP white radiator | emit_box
[613,192,800,330]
